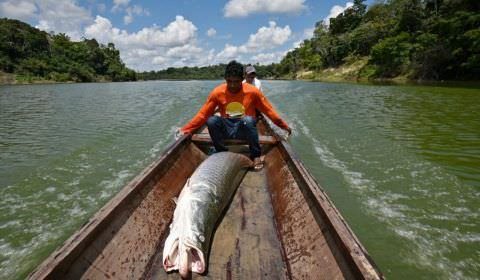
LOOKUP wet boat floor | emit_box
[147,169,289,279]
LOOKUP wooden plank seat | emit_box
[191,133,278,145]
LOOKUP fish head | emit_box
[179,242,205,276]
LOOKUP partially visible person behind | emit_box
[178,60,291,170]
[243,64,262,91]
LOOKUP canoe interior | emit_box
[29,121,383,280]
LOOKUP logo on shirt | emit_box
[226,102,245,118]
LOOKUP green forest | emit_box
[0,18,136,83]
[1,0,478,84]
[136,64,278,80]
[140,0,479,82]
[278,0,479,81]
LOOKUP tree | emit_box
[370,32,413,77]
[329,0,367,35]
[396,0,424,33]
[0,18,49,72]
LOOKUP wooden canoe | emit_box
[29,117,383,279]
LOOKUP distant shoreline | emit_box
[1,72,479,88]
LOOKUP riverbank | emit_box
[290,58,480,87]
[293,56,411,85]
[294,56,370,83]
[0,71,63,85]
[0,71,123,85]
[0,71,16,84]
[2,69,478,88]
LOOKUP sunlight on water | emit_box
[0,81,479,279]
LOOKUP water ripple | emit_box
[1,81,479,279]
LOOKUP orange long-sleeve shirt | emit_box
[181,83,289,134]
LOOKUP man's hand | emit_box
[285,127,292,136]
[175,128,187,140]
[278,127,292,141]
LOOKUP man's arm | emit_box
[255,78,262,92]
[254,90,290,132]
[180,93,217,134]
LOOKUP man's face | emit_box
[245,72,255,83]
[225,76,243,93]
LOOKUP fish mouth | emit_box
[163,238,180,271]
[163,237,205,275]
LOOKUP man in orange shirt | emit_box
[179,60,291,169]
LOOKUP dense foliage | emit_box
[138,65,226,80]
[278,0,479,80]
[3,0,478,83]
[137,64,277,80]
[138,0,478,82]
[0,18,136,82]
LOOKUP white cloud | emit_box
[86,15,197,49]
[35,0,92,40]
[125,49,159,59]
[114,0,130,6]
[135,46,214,70]
[324,2,353,25]
[112,0,130,11]
[97,4,106,14]
[0,0,37,21]
[245,21,291,50]
[84,15,215,71]
[166,44,203,58]
[123,15,133,25]
[303,27,314,39]
[216,21,291,62]
[224,0,306,18]
[291,27,315,49]
[216,44,247,61]
[124,5,149,25]
[0,0,297,70]
[147,44,206,68]
[0,0,92,40]
[251,52,285,64]
[84,16,111,40]
[152,56,166,65]
[206,28,216,37]
[292,40,302,48]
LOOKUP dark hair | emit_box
[224,60,244,79]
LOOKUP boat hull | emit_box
[29,119,383,280]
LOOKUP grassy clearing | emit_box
[0,71,16,84]
[297,56,370,83]
[295,57,419,85]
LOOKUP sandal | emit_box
[253,156,265,171]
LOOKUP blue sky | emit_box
[0,0,373,71]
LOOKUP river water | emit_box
[0,81,479,279]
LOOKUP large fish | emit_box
[163,152,252,277]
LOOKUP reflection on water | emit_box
[0,81,479,279]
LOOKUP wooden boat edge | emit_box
[28,118,384,279]
[275,138,383,279]
[28,134,192,279]
[260,118,383,279]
